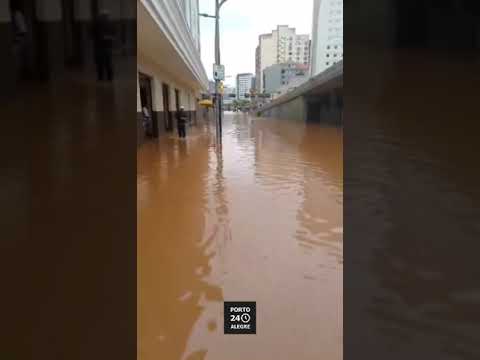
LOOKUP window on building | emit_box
[326,62,330,66]
[326,54,330,57]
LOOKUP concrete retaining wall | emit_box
[261,96,307,122]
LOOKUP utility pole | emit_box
[200,0,229,143]
[214,0,228,142]
[215,0,221,141]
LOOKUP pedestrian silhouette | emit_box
[10,2,28,79]
[177,106,187,138]
[93,10,115,81]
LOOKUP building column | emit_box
[137,72,143,145]
[73,0,94,68]
[332,90,342,125]
[119,0,136,56]
[0,3,16,97]
[35,0,65,80]
[98,0,135,56]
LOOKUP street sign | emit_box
[213,64,225,81]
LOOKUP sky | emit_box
[199,0,314,87]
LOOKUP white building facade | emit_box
[310,0,343,76]
[236,73,254,100]
[255,25,310,93]
[137,0,208,143]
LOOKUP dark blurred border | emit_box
[345,1,480,359]
[0,1,136,359]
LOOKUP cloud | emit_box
[199,0,314,87]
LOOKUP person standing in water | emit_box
[177,106,187,138]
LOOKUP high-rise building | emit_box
[255,25,310,93]
[208,81,216,95]
[222,85,236,110]
[310,0,343,76]
[224,86,236,98]
[236,73,254,100]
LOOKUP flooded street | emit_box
[345,50,480,359]
[137,113,343,360]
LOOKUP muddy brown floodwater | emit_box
[137,113,343,360]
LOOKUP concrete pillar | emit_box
[330,91,341,125]
[35,0,65,80]
[476,20,480,50]
[73,0,94,68]
[0,3,16,97]
[137,71,143,145]
[98,0,135,55]
[118,0,136,55]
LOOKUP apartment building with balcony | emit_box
[255,25,310,93]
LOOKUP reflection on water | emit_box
[346,50,480,359]
[137,113,343,360]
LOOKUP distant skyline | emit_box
[199,0,314,87]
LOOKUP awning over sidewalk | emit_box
[198,99,213,107]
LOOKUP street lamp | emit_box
[199,0,230,143]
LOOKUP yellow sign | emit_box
[219,82,224,95]
[198,99,213,107]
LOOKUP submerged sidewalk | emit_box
[137,113,343,360]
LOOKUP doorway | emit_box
[175,88,180,111]
[10,0,37,80]
[139,73,157,138]
[162,83,172,131]
[174,88,181,128]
